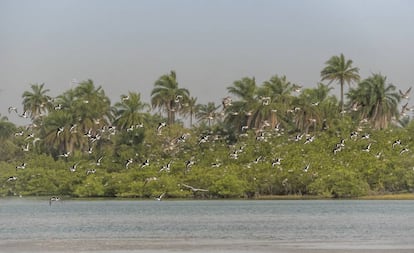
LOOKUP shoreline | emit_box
[2,193,414,201]
[1,239,413,253]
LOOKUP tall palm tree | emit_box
[225,77,259,130]
[41,110,77,156]
[41,80,112,156]
[294,84,334,133]
[260,75,296,128]
[114,92,150,130]
[22,83,52,120]
[72,79,113,128]
[320,53,360,113]
[196,102,220,127]
[181,96,198,127]
[151,71,190,125]
[347,73,400,129]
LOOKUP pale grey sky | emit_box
[1,0,414,125]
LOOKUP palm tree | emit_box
[181,96,198,127]
[321,53,360,113]
[22,83,52,120]
[114,92,150,130]
[72,79,113,129]
[41,110,76,156]
[347,73,400,129]
[225,77,259,130]
[259,75,296,128]
[294,84,333,133]
[41,80,112,156]
[0,114,15,140]
[151,71,190,125]
[196,102,220,127]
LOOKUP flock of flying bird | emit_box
[3,86,414,203]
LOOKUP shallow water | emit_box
[1,199,414,252]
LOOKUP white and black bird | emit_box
[400,147,409,155]
[121,95,130,101]
[155,192,166,201]
[25,133,34,140]
[211,162,222,168]
[54,104,62,110]
[141,159,150,168]
[304,135,315,144]
[86,169,96,175]
[392,139,402,149]
[181,183,209,192]
[69,124,78,133]
[272,158,282,167]
[95,156,103,166]
[49,196,60,206]
[185,159,195,170]
[125,158,134,169]
[7,176,17,182]
[21,143,29,152]
[399,87,412,100]
[303,164,310,173]
[57,127,65,137]
[18,111,28,118]
[157,122,167,135]
[85,146,93,155]
[400,103,413,116]
[293,84,302,93]
[14,131,24,136]
[362,143,372,152]
[59,151,71,158]
[222,96,232,109]
[159,161,171,173]
[69,162,79,172]
[8,106,18,114]
[361,133,370,140]
[253,156,263,164]
[16,163,26,170]
[144,176,158,186]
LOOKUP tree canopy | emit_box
[1,62,413,199]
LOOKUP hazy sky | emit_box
[1,0,414,125]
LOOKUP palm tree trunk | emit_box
[340,79,344,114]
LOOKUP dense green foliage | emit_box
[1,58,413,199]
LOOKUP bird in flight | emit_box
[86,169,96,175]
[59,151,71,158]
[125,158,134,169]
[8,106,18,114]
[399,87,412,99]
[95,156,103,166]
[157,122,167,135]
[16,163,26,170]
[362,143,371,152]
[21,143,30,152]
[69,162,79,172]
[7,176,18,182]
[303,163,310,173]
[141,159,150,168]
[155,192,166,201]
[400,147,409,155]
[181,183,209,192]
[49,196,60,206]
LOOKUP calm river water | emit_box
[0,199,413,252]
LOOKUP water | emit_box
[1,199,414,252]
